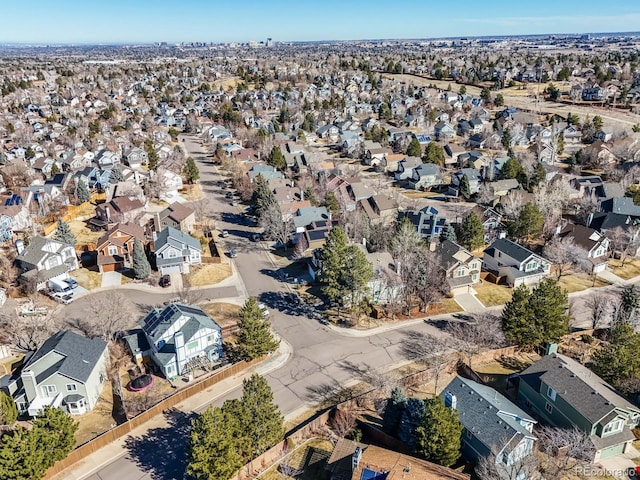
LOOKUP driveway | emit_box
[101,271,122,288]
[454,291,485,312]
[597,445,640,478]
[598,269,626,286]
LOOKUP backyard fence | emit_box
[45,357,263,479]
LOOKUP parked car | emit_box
[50,291,74,304]
[159,275,171,288]
[220,230,229,238]
[251,233,262,242]
[228,249,238,258]
[258,303,269,317]
[64,278,79,289]
[230,200,238,206]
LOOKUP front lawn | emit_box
[608,258,640,281]
[70,268,102,290]
[473,281,513,307]
[185,263,232,287]
[557,272,611,293]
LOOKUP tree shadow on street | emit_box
[124,408,196,480]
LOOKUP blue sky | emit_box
[2,0,639,44]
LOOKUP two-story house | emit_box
[2,330,108,416]
[15,236,79,290]
[398,206,451,244]
[451,168,482,196]
[437,240,481,295]
[408,163,444,191]
[518,347,640,461]
[123,146,148,169]
[90,196,145,230]
[96,222,147,273]
[125,303,223,379]
[557,223,610,274]
[153,227,201,275]
[153,202,196,234]
[394,156,422,182]
[442,376,537,468]
[482,238,551,287]
[357,194,398,226]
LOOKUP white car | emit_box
[258,303,269,317]
[50,291,74,304]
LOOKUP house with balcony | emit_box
[518,348,640,461]
[482,238,551,287]
[124,303,223,379]
[2,330,108,416]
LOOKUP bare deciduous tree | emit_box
[543,236,583,279]
[475,447,541,480]
[0,310,58,351]
[585,292,613,330]
[260,202,293,249]
[401,330,451,393]
[328,407,359,441]
[71,292,133,342]
[445,313,508,368]
[537,426,595,477]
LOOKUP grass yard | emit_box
[260,438,334,480]
[201,302,241,330]
[473,353,538,398]
[74,382,115,446]
[608,258,640,281]
[401,190,439,199]
[473,281,513,307]
[429,297,463,315]
[557,273,611,293]
[68,220,103,247]
[70,268,102,290]
[185,263,232,287]
[179,184,204,201]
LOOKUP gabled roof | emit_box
[154,226,201,253]
[558,223,605,252]
[486,238,539,264]
[15,235,74,267]
[139,303,221,343]
[158,202,195,223]
[519,353,640,425]
[23,330,107,384]
[442,376,536,453]
[96,222,146,249]
[438,240,478,270]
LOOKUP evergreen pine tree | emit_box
[75,179,91,204]
[251,175,277,222]
[397,398,425,451]
[440,224,457,243]
[0,391,17,426]
[458,211,485,251]
[382,387,407,436]
[267,146,285,170]
[183,156,200,184]
[236,298,279,360]
[53,219,77,246]
[415,397,462,467]
[145,140,159,170]
[406,138,422,157]
[238,374,284,457]
[458,174,471,200]
[132,238,151,280]
[33,406,78,464]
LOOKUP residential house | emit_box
[90,196,145,230]
[482,238,551,287]
[153,202,196,234]
[398,206,450,243]
[394,156,422,182]
[408,163,443,190]
[451,168,482,196]
[293,206,331,233]
[96,222,147,273]
[123,147,148,169]
[74,166,111,191]
[437,240,481,295]
[247,164,284,182]
[0,192,31,234]
[325,438,469,480]
[518,348,640,461]
[358,194,398,225]
[364,249,401,305]
[442,376,537,468]
[125,303,223,379]
[153,227,202,275]
[301,219,335,251]
[95,149,121,169]
[444,144,468,168]
[434,121,456,140]
[15,236,79,290]
[557,223,609,274]
[155,169,184,202]
[2,330,108,416]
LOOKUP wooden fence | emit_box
[44,357,263,479]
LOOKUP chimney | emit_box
[15,239,24,255]
[105,206,111,222]
[444,391,457,409]
[22,370,37,407]
[174,331,185,374]
[352,447,363,470]
[545,343,558,356]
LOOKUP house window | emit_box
[545,402,553,414]
[17,401,27,412]
[168,249,177,258]
[66,384,77,392]
[167,365,174,375]
[466,429,472,439]
[108,246,118,256]
[457,267,465,277]
[603,419,623,435]
[187,340,198,351]
[547,387,557,401]
[207,335,216,343]
[42,385,57,396]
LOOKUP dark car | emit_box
[225,192,233,199]
[159,275,171,288]
[64,278,79,289]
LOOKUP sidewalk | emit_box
[57,340,292,480]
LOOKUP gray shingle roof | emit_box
[519,353,640,425]
[441,376,535,453]
[154,227,201,253]
[24,330,107,384]
[487,238,536,263]
[15,235,73,268]
[140,303,221,344]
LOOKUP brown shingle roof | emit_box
[160,202,195,223]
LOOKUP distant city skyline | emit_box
[2,0,640,45]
